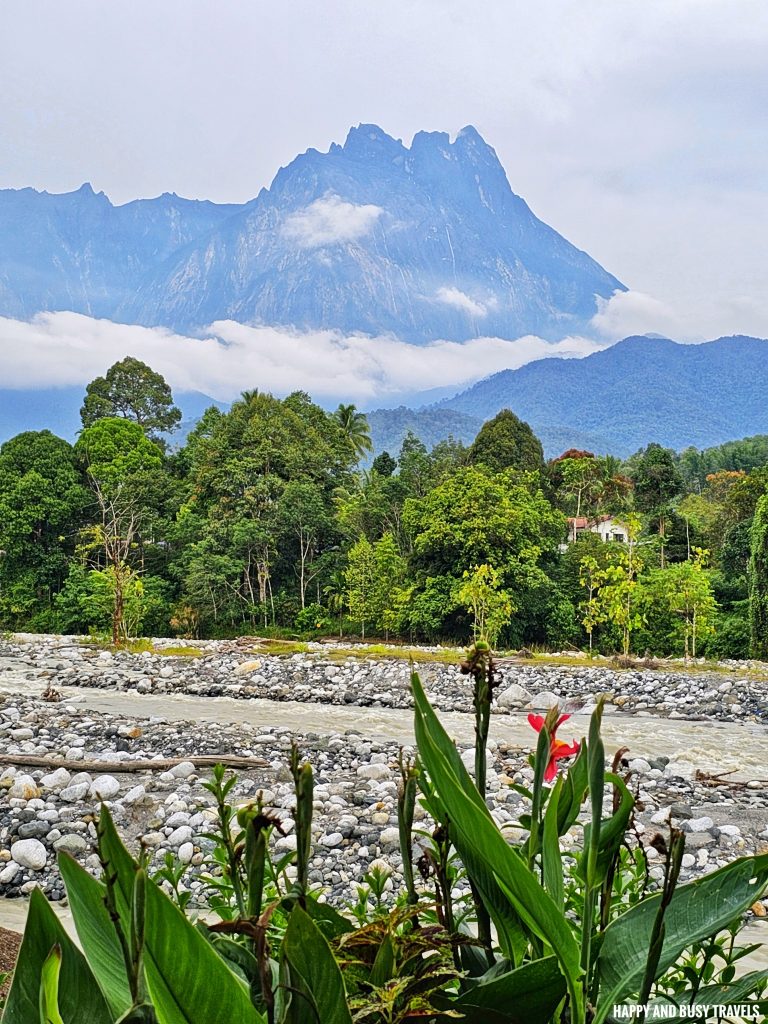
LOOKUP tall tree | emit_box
[334,403,373,460]
[629,443,683,567]
[748,493,768,659]
[345,536,377,640]
[80,357,182,440]
[468,409,544,476]
[0,431,88,628]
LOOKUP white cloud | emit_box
[435,287,487,317]
[590,288,768,344]
[0,311,604,405]
[589,289,692,342]
[282,195,383,248]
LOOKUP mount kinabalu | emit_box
[0,125,624,341]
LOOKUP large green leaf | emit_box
[542,777,564,910]
[96,806,264,1024]
[421,772,528,966]
[281,905,353,1024]
[594,854,768,1023]
[448,956,567,1024]
[3,888,112,1024]
[58,851,133,1018]
[411,673,584,1023]
[143,879,264,1024]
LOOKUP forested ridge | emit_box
[2,356,768,659]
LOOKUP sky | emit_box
[1,0,767,402]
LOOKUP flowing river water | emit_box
[0,672,766,781]
[0,669,765,968]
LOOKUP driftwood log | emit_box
[0,753,269,773]
[695,768,768,789]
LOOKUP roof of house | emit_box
[566,515,615,528]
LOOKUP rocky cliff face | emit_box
[0,125,624,341]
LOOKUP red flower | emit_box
[527,713,580,782]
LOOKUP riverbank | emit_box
[0,634,765,917]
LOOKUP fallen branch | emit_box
[0,753,269,774]
[694,768,767,789]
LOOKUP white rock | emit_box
[356,763,391,781]
[177,842,194,864]
[10,838,47,871]
[167,761,196,780]
[319,832,343,848]
[718,825,741,837]
[90,775,120,800]
[628,758,652,774]
[379,827,401,848]
[166,812,191,828]
[496,683,531,708]
[60,782,90,803]
[166,826,193,847]
[122,785,146,804]
[687,816,714,833]
[159,666,175,679]
[40,768,72,791]
[275,835,298,853]
[0,861,20,883]
[528,691,560,710]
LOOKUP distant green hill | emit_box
[389,334,768,458]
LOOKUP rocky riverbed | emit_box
[0,634,766,917]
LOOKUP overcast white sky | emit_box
[1,0,767,399]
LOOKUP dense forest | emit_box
[2,356,768,659]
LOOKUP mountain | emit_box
[0,184,242,321]
[0,125,624,341]
[367,406,484,457]
[429,335,768,457]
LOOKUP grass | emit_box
[79,637,204,658]
[250,638,460,664]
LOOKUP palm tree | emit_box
[323,569,348,637]
[334,403,373,460]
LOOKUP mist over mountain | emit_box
[0,125,623,341]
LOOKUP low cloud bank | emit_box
[0,311,604,404]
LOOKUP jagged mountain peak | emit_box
[0,123,625,341]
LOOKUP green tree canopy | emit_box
[0,431,89,628]
[80,357,181,439]
[75,417,164,493]
[468,409,544,475]
[402,465,564,640]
